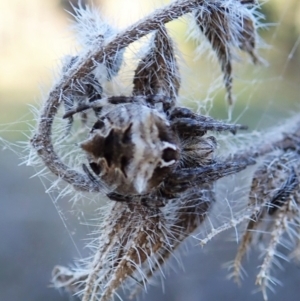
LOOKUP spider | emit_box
[63,94,252,207]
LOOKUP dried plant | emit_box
[193,0,261,104]
[232,149,300,299]
[25,1,300,301]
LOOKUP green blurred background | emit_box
[1,1,300,301]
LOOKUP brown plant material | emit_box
[232,150,300,299]
[194,0,260,104]
[53,186,214,301]
[133,25,180,107]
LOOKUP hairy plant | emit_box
[26,1,300,301]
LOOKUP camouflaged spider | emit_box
[64,94,250,207]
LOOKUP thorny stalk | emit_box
[28,1,300,301]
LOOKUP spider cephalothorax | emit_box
[64,94,249,206]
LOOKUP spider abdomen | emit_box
[81,103,179,195]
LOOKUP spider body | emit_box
[81,103,179,195]
[64,95,250,206]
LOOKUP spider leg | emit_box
[164,158,254,193]
[63,95,172,119]
[107,192,166,207]
[170,106,197,119]
[170,107,247,135]
[107,192,133,203]
[140,194,166,207]
[142,95,173,112]
[62,96,138,119]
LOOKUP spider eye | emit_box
[162,147,177,163]
[89,162,101,175]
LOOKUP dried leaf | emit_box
[195,0,259,104]
[133,25,180,108]
[233,150,300,299]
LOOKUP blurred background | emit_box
[1,0,300,301]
